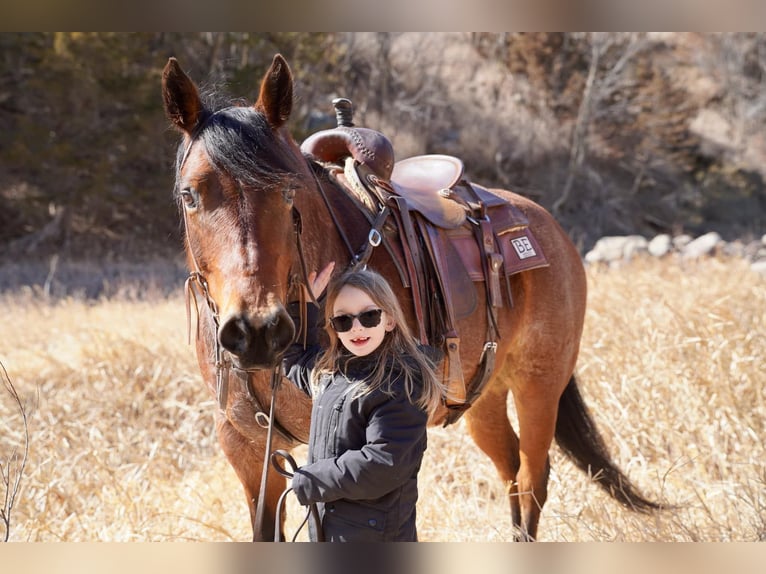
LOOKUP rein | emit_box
[270,449,325,542]
[306,162,390,271]
[253,367,283,538]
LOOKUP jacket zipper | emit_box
[326,397,345,457]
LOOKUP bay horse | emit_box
[162,54,660,541]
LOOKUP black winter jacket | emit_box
[283,304,429,542]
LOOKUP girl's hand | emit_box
[306,261,335,300]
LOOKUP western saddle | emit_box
[301,99,548,425]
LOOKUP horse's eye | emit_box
[180,188,200,210]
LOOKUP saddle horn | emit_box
[300,98,395,180]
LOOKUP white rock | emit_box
[682,232,722,259]
[585,235,648,263]
[673,234,693,249]
[751,260,766,276]
[722,240,745,258]
[648,234,672,257]
[584,250,601,264]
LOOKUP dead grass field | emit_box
[1,256,764,542]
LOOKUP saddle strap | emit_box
[330,164,410,288]
[443,336,465,404]
[443,340,497,427]
[351,205,391,269]
[460,180,489,218]
[390,196,429,345]
[471,220,502,338]
[480,218,504,309]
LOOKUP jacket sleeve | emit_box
[282,301,323,396]
[291,381,428,505]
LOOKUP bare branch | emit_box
[553,33,650,215]
[0,361,30,542]
[554,33,602,215]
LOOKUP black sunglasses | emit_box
[329,309,384,333]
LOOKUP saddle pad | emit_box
[496,227,549,274]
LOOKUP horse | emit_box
[161,53,660,541]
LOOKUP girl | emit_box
[283,265,444,542]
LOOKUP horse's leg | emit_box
[466,359,570,541]
[462,377,523,535]
[508,385,560,541]
[216,415,286,541]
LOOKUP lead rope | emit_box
[253,366,283,539]
[271,450,325,542]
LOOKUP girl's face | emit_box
[331,285,395,357]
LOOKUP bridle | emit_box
[177,112,316,415]
[181,201,312,428]
[179,122,312,541]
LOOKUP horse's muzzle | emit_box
[218,307,295,369]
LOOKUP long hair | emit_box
[311,268,445,418]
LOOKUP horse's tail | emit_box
[554,375,662,513]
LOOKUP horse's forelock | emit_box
[197,106,296,190]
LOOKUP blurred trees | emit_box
[0,32,763,260]
[0,32,345,259]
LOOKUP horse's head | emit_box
[162,55,311,370]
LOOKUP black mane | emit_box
[174,105,297,193]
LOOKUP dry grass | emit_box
[1,256,764,542]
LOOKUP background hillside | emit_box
[1,32,765,261]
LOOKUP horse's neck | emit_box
[301,167,370,267]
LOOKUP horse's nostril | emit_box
[219,316,251,355]
[217,309,295,367]
[271,318,294,352]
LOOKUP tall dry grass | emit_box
[0,256,764,541]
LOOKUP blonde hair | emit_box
[311,268,445,418]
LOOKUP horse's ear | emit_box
[255,54,293,129]
[162,57,204,134]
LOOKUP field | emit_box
[1,256,764,542]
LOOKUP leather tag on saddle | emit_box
[447,203,549,282]
[497,226,549,274]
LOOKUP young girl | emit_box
[283,265,444,542]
